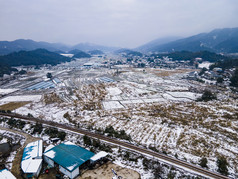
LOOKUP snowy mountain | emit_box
[135,36,181,53]
[0,39,69,55]
[138,27,238,53]
[0,40,119,55]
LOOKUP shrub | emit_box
[44,127,66,141]
[197,90,217,102]
[104,126,131,141]
[58,131,66,141]
[199,157,208,168]
[217,77,224,84]
[7,118,26,129]
[27,113,34,117]
[32,123,43,134]
[217,156,229,176]
[230,68,238,87]
[83,135,92,146]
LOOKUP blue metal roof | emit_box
[44,142,94,172]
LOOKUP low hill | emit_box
[0,49,72,66]
[115,48,143,57]
[88,50,104,55]
[71,43,119,52]
[68,49,84,55]
[151,51,228,62]
[73,50,91,58]
[0,62,17,77]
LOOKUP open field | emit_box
[1,66,237,178]
[147,68,197,77]
[78,162,140,179]
[0,102,30,111]
[0,95,42,102]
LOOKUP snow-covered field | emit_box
[0,95,42,102]
[0,88,19,95]
[103,101,124,110]
[1,68,237,178]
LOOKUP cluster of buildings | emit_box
[10,140,108,179]
[187,67,235,86]
[21,140,108,178]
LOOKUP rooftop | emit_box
[44,141,94,172]
[21,140,43,173]
[90,151,108,161]
[0,169,16,179]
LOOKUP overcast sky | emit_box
[0,0,238,48]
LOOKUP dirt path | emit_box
[0,126,41,179]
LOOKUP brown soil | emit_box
[38,167,59,179]
[0,102,30,111]
[77,162,140,179]
[148,68,197,77]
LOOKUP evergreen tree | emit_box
[217,156,229,176]
[230,68,238,87]
[199,157,208,168]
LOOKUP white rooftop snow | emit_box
[21,140,43,173]
[44,149,56,159]
[44,144,55,153]
[0,169,16,179]
[90,151,108,161]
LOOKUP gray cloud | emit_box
[0,0,238,48]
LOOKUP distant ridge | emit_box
[0,39,69,55]
[135,36,181,53]
[71,42,119,53]
[137,27,238,53]
[0,39,119,55]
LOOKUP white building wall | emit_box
[35,160,42,177]
[59,166,79,179]
[71,167,79,179]
[43,156,54,167]
[59,165,72,179]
